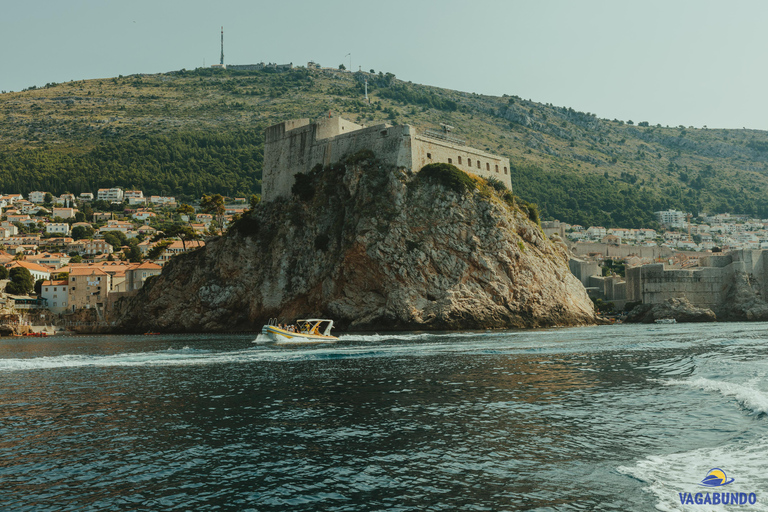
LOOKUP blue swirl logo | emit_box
[700,468,735,487]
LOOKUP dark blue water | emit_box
[1,324,767,511]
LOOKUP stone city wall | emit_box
[625,264,729,310]
[624,249,768,309]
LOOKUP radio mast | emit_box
[220,27,224,66]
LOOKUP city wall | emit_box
[626,250,768,309]
[571,242,674,260]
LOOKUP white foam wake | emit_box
[618,436,768,511]
[661,377,768,416]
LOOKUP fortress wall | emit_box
[627,263,732,309]
[263,122,318,201]
[308,124,412,171]
[412,136,512,190]
[571,242,674,259]
[569,258,600,287]
[263,117,513,201]
[263,122,412,201]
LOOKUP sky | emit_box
[2,0,767,130]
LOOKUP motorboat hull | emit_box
[255,325,338,344]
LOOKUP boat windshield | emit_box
[296,319,334,336]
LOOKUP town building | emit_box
[68,267,111,312]
[40,279,69,314]
[97,188,124,202]
[262,116,511,201]
[52,207,77,219]
[5,260,52,282]
[28,191,46,204]
[46,223,70,236]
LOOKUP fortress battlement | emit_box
[262,116,511,201]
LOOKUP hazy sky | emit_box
[2,0,767,130]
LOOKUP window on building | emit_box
[467,158,471,166]
[477,160,481,169]
[448,158,452,164]
[495,165,499,172]
[486,163,490,171]
[458,156,462,164]
[504,167,508,175]
[427,153,432,159]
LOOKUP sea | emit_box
[1,322,767,511]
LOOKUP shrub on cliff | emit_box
[292,172,316,201]
[418,163,476,194]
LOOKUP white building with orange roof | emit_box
[40,279,69,314]
[5,260,52,281]
[27,252,71,269]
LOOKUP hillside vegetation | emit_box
[3,66,768,227]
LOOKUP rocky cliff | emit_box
[112,154,596,332]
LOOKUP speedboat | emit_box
[255,318,338,344]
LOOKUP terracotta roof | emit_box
[7,260,53,273]
[70,266,109,276]
[41,280,67,286]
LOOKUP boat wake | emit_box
[618,435,768,511]
[660,377,768,416]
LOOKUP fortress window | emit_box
[427,153,432,159]
[486,163,490,171]
[467,158,471,166]
[458,156,462,164]
[504,167,508,174]
[448,158,452,164]
[477,160,481,169]
[495,165,499,172]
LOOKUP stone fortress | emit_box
[261,115,511,201]
[626,249,768,319]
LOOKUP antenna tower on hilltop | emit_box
[220,26,224,66]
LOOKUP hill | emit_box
[3,66,768,227]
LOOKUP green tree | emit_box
[177,203,195,224]
[147,240,173,260]
[71,225,95,240]
[5,267,34,295]
[34,278,45,295]
[70,255,83,263]
[200,194,225,232]
[43,192,53,204]
[0,266,7,279]
[249,194,260,210]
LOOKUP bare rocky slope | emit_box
[112,154,596,332]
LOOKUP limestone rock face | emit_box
[625,297,716,323]
[112,157,596,332]
[719,271,768,321]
